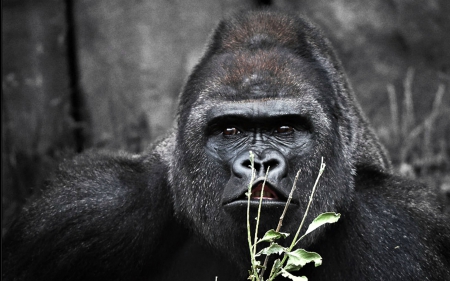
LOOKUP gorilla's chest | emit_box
[156,236,244,280]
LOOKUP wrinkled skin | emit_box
[3,10,449,281]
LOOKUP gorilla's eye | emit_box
[275,126,294,134]
[223,127,241,136]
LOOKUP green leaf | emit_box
[255,243,285,257]
[280,269,308,281]
[304,212,340,236]
[284,249,322,271]
[269,259,282,277]
[258,229,290,243]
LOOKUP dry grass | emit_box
[380,68,449,212]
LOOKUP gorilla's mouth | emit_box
[222,180,289,207]
[250,182,279,200]
[236,180,286,204]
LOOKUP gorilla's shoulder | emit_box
[39,150,169,205]
[354,165,445,215]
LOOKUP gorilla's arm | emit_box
[305,168,450,281]
[331,169,449,280]
[356,171,450,279]
[2,151,174,281]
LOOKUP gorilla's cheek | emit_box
[171,145,233,233]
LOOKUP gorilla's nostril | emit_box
[242,159,261,171]
[242,160,252,169]
[265,160,279,169]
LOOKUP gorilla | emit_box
[3,10,449,281]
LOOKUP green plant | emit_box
[246,152,340,281]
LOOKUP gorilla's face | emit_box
[205,98,313,211]
[172,21,354,263]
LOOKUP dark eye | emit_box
[223,127,240,136]
[274,126,294,134]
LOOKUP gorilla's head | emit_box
[170,11,390,263]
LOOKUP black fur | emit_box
[3,11,449,281]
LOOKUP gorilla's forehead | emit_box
[206,98,307,120]
[199,49,325,102]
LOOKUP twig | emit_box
[259,168,302,279]
[400,83,445,162]
[267,157,326,281]
[253,167,271,259]
[276,169,302,233]
[387,84,399,142]
[246,151,258,280]
[402,67,415,138]
[291,157,326,248]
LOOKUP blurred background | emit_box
[2,0,449,234]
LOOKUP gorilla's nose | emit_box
[232,150,287,180]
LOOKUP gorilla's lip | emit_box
[223,179,288,206]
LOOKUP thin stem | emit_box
[246,151,258,280]
[253,167,270,258]
[289,157,326,251]
[259,168,301,279]
[276,169,302,233]
[270,157,326,280]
